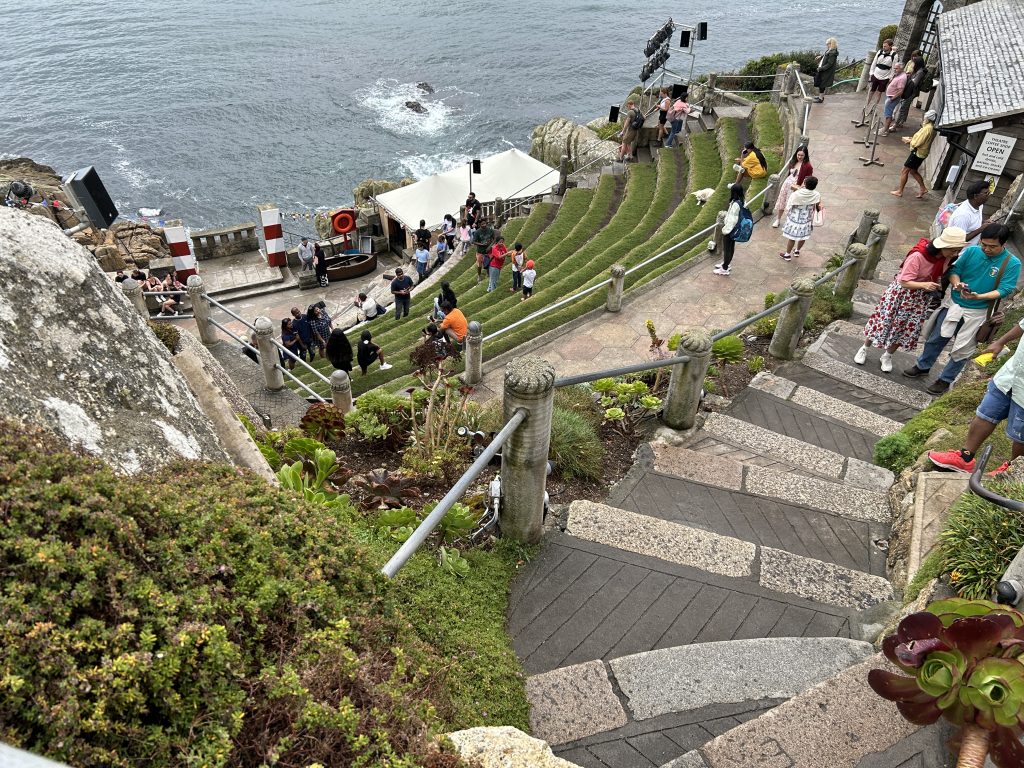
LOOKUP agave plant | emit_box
[868,598,1024,767]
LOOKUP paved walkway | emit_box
[478,93,938,398]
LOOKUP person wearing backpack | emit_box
[714,184,750,277]
[618,100,643,162]
[853,228,966,372]
[780,176,821,261]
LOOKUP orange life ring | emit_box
[331,209,357,234]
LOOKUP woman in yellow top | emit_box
[891,110,937,199]
[733,141,768,184]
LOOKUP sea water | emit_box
[0,0,895,228]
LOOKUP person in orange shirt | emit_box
[439,302,468,346]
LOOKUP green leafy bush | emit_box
[878,24,898,47]
[747,355,766,374]
[941,484,1024,599]
[550,406,605,481]
[712,335,745,365]
[805,283,853,329]
[347,389,411,446]
[873,431,919,473]
[553,385,601,427]
[0,418,466,768]
[148,320,181,354]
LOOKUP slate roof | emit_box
[938,0,1024,127]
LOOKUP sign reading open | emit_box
[972,132,1018,176]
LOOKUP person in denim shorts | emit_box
[929,317,1024,475]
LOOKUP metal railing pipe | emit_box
[382,408,529,578]
[276,364,327,403]
[971,445,1024,512]
[553,354,692,389]
[208,317,256,352]
[814,258,858,286]
[143,290,187,296]
[483,279,612,342]
[710,296,799,342]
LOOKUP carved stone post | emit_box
[331,370,353,413]
[769,278,816,360]
[494,197,505,227]
[606,264,626,312]
[121,277,149,318]
[500,356,555,544]
[187,275,217,345]
[558,154,569,196]
[713,210,727,255]
[858,49,875,93]
[781,64,794,97]
[463,321,483,386]
[764,174,782,217]
[835,242,869,303]
[861,223,891,281]
[855,208,880,244]
[254,315,284,391]
[663,328,713,430]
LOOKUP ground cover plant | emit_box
[0,416,529,766]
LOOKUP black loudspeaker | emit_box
[608,105,620,123]
[62,166,118,228]
[697,21,708,40]
[679,29,691,48]
[472,159,482,174]
[671,83,688,100]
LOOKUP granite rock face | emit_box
[0,208,228,473]
[445,726,581,768]
[530,117,618,171]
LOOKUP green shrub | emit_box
[905,549,945,603]
[712,335,745,365]
[748,355,766,374]
[805,283,852,329]
[0,418,468,768]
[595,122,620,141]
[553,385,601,427]
[878,24,898,48]
[148,320,181,354]
[873,431,919,473]
[941,483,1024,599]
[550,406,605,480]
[764,292,779,310]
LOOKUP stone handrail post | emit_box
[330,370,353,412]
[187,275,217,345]
[858,49,875,92]
[558,154,569,196]
[606,264,626,312]
[495,197,505,227]
[781,64,794,97]
[763,174,782,216]
[253,316,284,391]
[121,277,149,318]
[662,328,713,430]
[706,73,717,109]
[861,223,891,281]
[834,242,870,303]
[463,321,483,386]
[855,208,881,244]
[713,210,727,255]
[769,277,816,360]
[500,356,555,544]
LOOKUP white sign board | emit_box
[972,132,1017,176]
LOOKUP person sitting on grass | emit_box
[421,323,450,361]
[357,330,392,374]
[927,317,1024,477]
[733,141,768,185]
[353,292,382,322]
[438,301,468,346]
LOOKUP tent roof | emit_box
[374,148,558,230]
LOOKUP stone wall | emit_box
[530,117,618,173]
[190,223,259,260]
[0,208,228,473]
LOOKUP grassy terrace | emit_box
[293,104,785,397]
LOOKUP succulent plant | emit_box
[300,403,347,443]
[351,469,423,511]
[711,335,745,365]
[869,598,1024,767]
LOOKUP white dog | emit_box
[692,187,715,205]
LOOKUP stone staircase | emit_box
[507,276,956,767]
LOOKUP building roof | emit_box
[938,0,1024,127]
[373,148,558,231]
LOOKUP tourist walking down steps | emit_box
[714,184,746,277]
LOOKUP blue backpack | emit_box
[732,205,754,243]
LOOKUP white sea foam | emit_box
[396,151,470,180]
[356,79,471,137]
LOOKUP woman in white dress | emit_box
[780,176,821,261]
[771,146,813,227]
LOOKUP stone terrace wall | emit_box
[0,208,228,472]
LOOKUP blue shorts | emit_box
[976,380,1024,443]
[883,97,900,118]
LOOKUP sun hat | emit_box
[933,226,968,250]
[924,109,938,122]
[525,260,534,268]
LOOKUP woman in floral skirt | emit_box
[853,227,968,372]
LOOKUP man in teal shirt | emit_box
[904,224,1020,394]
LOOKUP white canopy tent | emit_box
[373,148,558,232]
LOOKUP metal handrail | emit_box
[970,445,1024,512]
[815,258,858,286]
[143,290,186,296]
[382,408,529,578]
[276,363,327,403]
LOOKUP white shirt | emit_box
[870,49,896,81]
[993,319,1024,407]
[415,247,429,264]
[948,200,984,246]
[297,242,315,263]
[522,268,537,288]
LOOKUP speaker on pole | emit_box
[671,83,688,100]
[608,105,620,123]
[472,159,482,174]
[697,21,708,40]
[679,29,691,49]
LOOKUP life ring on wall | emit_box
[331,209,357,234]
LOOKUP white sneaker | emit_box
[880,353,893,373]
[770,218,779,228]
[854,345,868,365]
[379,363,393,370]
[713,266,730,276]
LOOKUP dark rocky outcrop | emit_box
[416,82,435,93]
[405,100,427,114]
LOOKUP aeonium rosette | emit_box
[868,598,1024,766]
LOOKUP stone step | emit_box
[773,362,919,422]
[649,443,890,525]
[529,637,873,764]
[801,351,932,410]
[565,501,894,611]
[746,372,903,437]
[661,654,953,768]
[809,328,939,392]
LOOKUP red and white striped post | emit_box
[163,220,197,279]
[258,204,287,267]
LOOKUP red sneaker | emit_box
[928,449,976,474]
[986,461,1011,478]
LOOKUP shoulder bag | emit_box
[974,254,1011,344]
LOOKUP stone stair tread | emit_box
[508,529,865,678]
[746,371,903,438]
[661,654,953,768]
[649,444,890,525]
[801,351,932,409]
[616,455,887,576]
[773,362,918,422]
